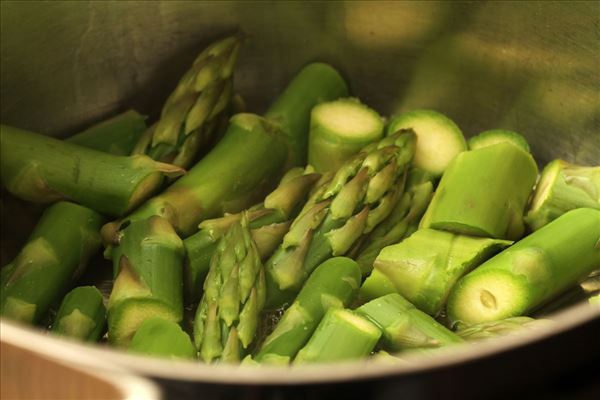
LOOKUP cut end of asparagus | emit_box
[387,109,466,176]
[468,129,531,153]
[448,270,529,325]
[311,98,384,142]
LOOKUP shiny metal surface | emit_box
[1,0,599,392]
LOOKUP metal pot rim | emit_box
[2,302,598,385]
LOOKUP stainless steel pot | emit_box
[1,1,599,399]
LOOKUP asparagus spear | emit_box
[68,110,147,155]
[447,208,600,325]
[265,62,349,167]
[129,317,196,359]
[51,286,106,342]
[255,257,361,363]
[107,216,185,346]
[352,168,434,275]
[421,142,538,240]
[308,98,384,173]
[356,294,463,351]
[294,308,381,364]
[0,125,183,216]
[193,213,265,363]
[387,110,466,177]
[372,229,512,316]
[456,317,552,341]
[184,167,320,302]
[132,35,242,168]
[525,160,600,231]
[1,202,104,323]
[358,269,397,304]
[265,130,417,308]
[468,129,530,153]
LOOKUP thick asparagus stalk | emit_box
[1,202,104,323]
[132,35,242,168]
[107,216,184,346]
[447,208,600,325]
[372,229,511,316]
[265,62,349,167]
[265,130,417,308]
[184,167,320,302]
[456,317,552,341]
[51,286,106,342]
[104,113,288,238]
[387,110,466,177]
[193,213,265,363]
[352,168,434,275]
[421,142,538,240]
[294,308,381,364]
[0,125,183,216]
[356,294,463,351]
[525,160,600,231]
[468,129,530,153]
[129,317,196,359]
[255,257,361,363]
[308,98,384,173]
[68,110,147,155]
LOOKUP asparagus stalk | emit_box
[358,269,397,304]
[447,208,600,325]
[193,213,266,363]
[107,216,185,346]
[132,35,242,168]
[51,286,106,342]
[525,160,600,231]
[456,317,553,341]
[372,229,512,316]
[265,130,417,308]
[294,308,381,364]
[255,257,361,363]
[265,62,349,167]
[356,294,463,351]
[421,142,538,240]
[129,317,196,359]
[387,110,466,177]
[468,129,530,153]
[0,125,183,216]
[352,168,434,275]
[308,98,384,173]
[183,167,320,302]
[1,202,104,323]
[67,110,147,155]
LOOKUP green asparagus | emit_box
[52,286,106,342]
[265,130,417,308]
[468,129,530,153]
[525,160,600,231]
[129,317,196,359]
[456,317,552,341]
[255,257,361,363]
[447,208,600,325]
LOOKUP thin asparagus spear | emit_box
[456,317,553,341]
[51,286,106,342]
[107,216,185,346]
[294,308,381,364]
[193,213,265,363]
[265,62,349,167]
[308,98,384,173]
[265,130,417,308]
[372,229,511,316]
[67,110,147,155]
[0,125,183,216]
[183,167,320,302]
[1,202,104,323]
[255,257,361,363]
[525,160,600,231]
[468,129,530,153]
[356,294,463,351]
[447,208,600,325]
[129,317,196,359]
[421,142,538,240]
[132,35,242,168]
